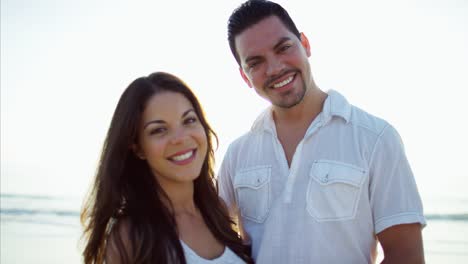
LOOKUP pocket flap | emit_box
[234,166,271,189]
[310,160,366,187]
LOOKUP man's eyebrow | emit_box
[245,55,262,65]
[143,109,195,129]
[244,37,293,65]
[273,37,292,50]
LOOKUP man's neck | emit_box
[272,87,327,127]
[271,87,328,166]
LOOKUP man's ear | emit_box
[131,144,146,160]
[239,67,253,88]
[300,32,311,57]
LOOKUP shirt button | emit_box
[322,174,329,183]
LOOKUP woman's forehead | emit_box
[142,92,194,122]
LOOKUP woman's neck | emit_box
[159,180,198,215]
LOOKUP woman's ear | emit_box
[131,144,146,160]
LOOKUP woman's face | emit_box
[135,91,208,188]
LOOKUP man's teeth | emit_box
[171,151,194,161]
[273,76,293,89]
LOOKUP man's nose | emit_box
[266,56,284,77]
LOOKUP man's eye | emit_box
[249,62,259,69]
[279,45,291,52]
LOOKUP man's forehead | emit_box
[235,16,296,60]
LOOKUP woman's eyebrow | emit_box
[181,109,195,118]
[143,119,165,129]
[143,109,195,129]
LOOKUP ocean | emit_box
[1,193,467,263]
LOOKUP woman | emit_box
[81,72,253,263]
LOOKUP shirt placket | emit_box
[280,117,324,203]
[283,141,304,203]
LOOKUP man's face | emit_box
[235,16,312,109]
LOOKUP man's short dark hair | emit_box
[227,0,301,65]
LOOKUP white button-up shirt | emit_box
[218,90,426,264]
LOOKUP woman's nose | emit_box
[169,127,188,144]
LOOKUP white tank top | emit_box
[180,240,246,264]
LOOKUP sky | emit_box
[1,0,467,211]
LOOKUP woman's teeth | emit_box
[171,150,194,161]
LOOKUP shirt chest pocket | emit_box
[234,166,271,223]
[306,160,367,221]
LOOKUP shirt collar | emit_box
[251,107,276,134]
[251,89,351,133]
[321,89,351,124]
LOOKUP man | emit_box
[217,0,426,263]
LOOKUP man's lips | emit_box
[272,75,294,89]
[264,70,298,89]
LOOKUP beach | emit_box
[1,195,82,264]
[423,219,468,262]
[1,194,467,263]
[1,219,82,264]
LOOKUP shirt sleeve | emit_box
[369,124,426,234]
[217,144,238,215]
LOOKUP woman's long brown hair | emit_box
[81,72,253,263]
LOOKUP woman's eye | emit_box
[149,127,166,135]
[184,116,198,125]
